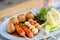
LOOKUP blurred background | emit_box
[0,0,30,10]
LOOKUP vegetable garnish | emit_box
[42,9,60,32]
[36,7,51,20]
[41,8,60,40]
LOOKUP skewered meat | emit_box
[6,23,15,33]
[18,14,26,22]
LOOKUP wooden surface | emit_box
[0,0,44,18]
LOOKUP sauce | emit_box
[10,31,20,37]
[35,19,46,25]
[10,31,24,37]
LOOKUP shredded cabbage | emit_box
[42,9,60,33]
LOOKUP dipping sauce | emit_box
[35,19,46,25]
[10,31,20,37]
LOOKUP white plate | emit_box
[0,7,60,40]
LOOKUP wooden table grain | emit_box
[0,0,44,18]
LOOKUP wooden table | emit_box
[0,0,44,18]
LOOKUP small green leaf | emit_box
[36,7,51,20]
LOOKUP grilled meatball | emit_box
[6,23,15,33]
[18,14,26,22]
[26,12,34,19]
[10,18,19,24]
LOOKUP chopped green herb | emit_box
[36,7,51,20]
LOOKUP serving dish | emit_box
[0,7,60,40]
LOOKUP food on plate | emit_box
[25,19,41,30]
[28,19,42,30]
[31,27,38,34]
[42,8,60,34]
[24,19,41,34]
[29,25,35,30]
[22,25,34,38]
[25,21,30,26]
[28,19,36,25]
[28,19,34,23]
[18,14,26,22]
[35,7,60,34]
[35,18,46,25]
[6,23,15,33]
[15,24,25,36]
[32,21,37,24]
[6,7,60,39]
[26,12,34,19]
[10,18,19,24]
[6,12,41,38]
[30,21,37,25]
[35,23,42,30]
[25,21,34,29]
